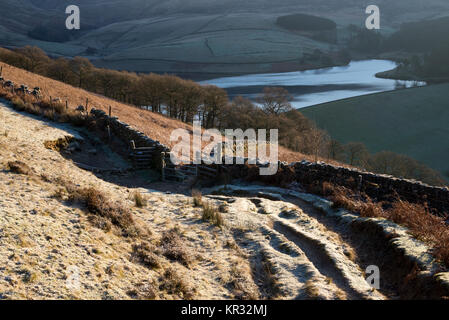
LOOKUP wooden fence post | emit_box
[66,100,68,110]
[0,66,3,77]
[108,106,111,117]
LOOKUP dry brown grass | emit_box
[192,189,203,207]
[1,86,89,127]
[73,187,140,237]
[160,229,192,267]
[131,191,147,208]
[260,251,281,298]
[227,262,260,300]
[131,242,162,269]
[0,61,339,164]
[160,267,195,299]
[51,180,149,238]
[304,279,320,299]
[325,183,449,267]
[43,137,74,151]
[6,161,33,175]
[202,202,224,227]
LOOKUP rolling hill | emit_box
[2,0,449,76]
[301,83,449,180]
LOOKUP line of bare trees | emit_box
[0,46,445,186]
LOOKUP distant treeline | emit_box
[347,19,449,80]
[0,46,445,186]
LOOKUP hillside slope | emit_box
[0,61,318,164]
[301,84,449,179]
[3,0,449,74]
[0,101,259,299]
[2,101,448,299]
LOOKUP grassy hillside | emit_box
[0,61,320,164]
[301,84,449,179]
[3,0,449,75]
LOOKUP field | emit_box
[301,83,449,179]
[3,0,449,76]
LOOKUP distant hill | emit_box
[2,0,449,74]
[276,14,336,31]
[301,84,449,180]
[384,16,449,53]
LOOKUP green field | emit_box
[301,83,449,179]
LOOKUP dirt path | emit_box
[203,183,449,300]
[2,101,447,300]
[203,187,386,300]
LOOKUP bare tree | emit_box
[344,142,369,166]
[303,125,330,162]
[257,87,293,115]
[15,46,50,73]
[327,139,345,161]
[201,85,228,128]
[68,57,94,88]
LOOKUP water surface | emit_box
[200,60,426,108]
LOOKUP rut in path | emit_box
[211,192,384,300]
[272,220,365,300]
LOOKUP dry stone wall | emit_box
[90,108,170,165]
[89,108,449,214]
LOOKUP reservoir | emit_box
[200,60,426,108]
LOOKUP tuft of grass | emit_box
[20,269,38,283]
[192,189,202,207]
[131,242,161,269]
[304,279,320,299]
[131,191,147,208]
[260,251,281,298]
[88,215,112,232]
[129,281,158,300]
[160,268,194,299]
[387,200,449,266]
[160,229,192,267]
[335,289,347,300]
[63,184,144,237]
[202,202,224,227]
[43,136,73,152]
[228,262,260,300]
[7,160,32,175]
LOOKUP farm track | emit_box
[205,189,387,300]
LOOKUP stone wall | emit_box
[89,108,449,214]
[90,108,170,161]
[291,160,449,214]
